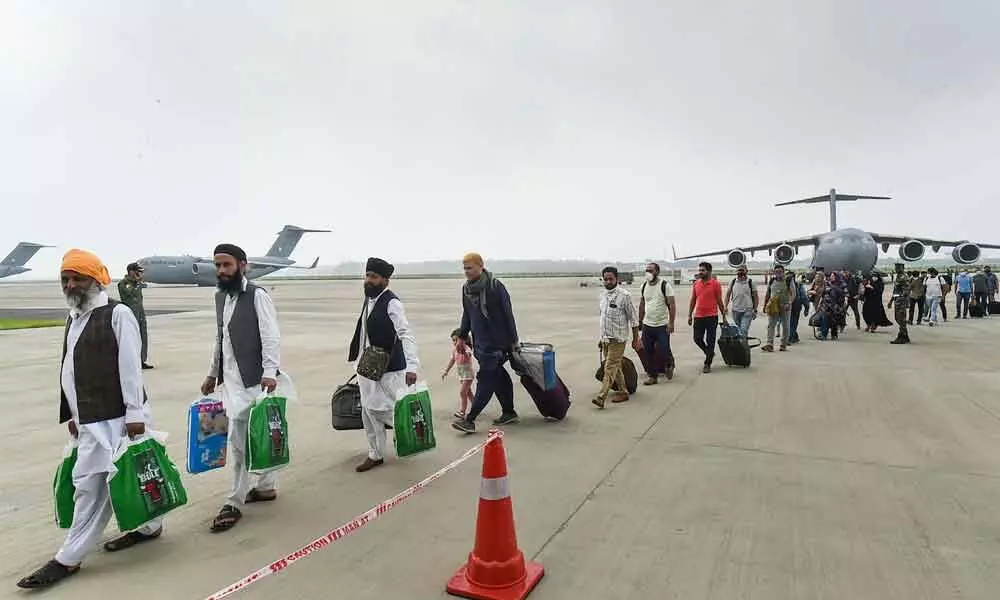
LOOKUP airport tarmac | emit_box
[2,277,1000,600]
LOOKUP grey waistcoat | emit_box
[215,282,265,388]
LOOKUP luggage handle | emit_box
[746,336,762,349]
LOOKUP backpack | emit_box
[728,277,754,295]
[641,280,671,302]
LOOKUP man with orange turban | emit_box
[452,252,522,434]
[18,249,163,590]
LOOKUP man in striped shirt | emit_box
[594,266,640,408]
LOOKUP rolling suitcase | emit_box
[635,345,670,375]
[970,301,986,318]
[518,373,571,421]
[717,323,760,368]
[594,349,639,394]
[990,301,1000,315]
[331,374,364,431]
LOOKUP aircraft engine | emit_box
[773,243,795,266]
[952,242,981,265]
[897,239,926,262]
[726,249,747,269]
[191,262,218,286]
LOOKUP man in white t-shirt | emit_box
[923,267,944,326]
[637,263,677,385]
[725,266,758,336]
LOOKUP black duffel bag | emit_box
[331,374,363,431]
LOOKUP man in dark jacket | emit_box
[451,253,520,434]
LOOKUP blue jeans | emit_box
[465,348,515,422]
[789,304,803,342]
[731,310,754,336]
[925,296,941,323]
[641,325,675,375]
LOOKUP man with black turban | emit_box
[199,243,285,532]
[348,257,421,472]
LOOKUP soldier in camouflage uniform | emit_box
[118,262,153,368]
[887,262,910,344]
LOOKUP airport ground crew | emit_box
[888,262,911,344]
[118,262,153,369]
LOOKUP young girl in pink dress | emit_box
[442,329,475,419]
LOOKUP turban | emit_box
[365,257,394,279]
[213,243,247,263]
[61,249,112,286]
[462,252,484,267]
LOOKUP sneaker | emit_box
[493,413,520,426]
[453,411,466,420]
[779,345,787,351]
[702,364,712,373]
[761,345,774,352]
[451,419,475,434]
[643,376,658,386]
[665,366,674,381]
[592,396,606,409]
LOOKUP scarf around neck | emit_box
[463,269,495,319]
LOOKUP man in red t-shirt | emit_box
[687,262,727,373]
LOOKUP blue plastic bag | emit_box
[186,397,228,474]
[515,343,557,391]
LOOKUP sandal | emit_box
[245,488,277,504]
[210,505,243,533]
[17,560,80,589]
[104,527,162,552]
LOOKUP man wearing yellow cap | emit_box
[451,253,521,434]
[18,250,162,590]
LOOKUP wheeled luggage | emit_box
[635,345,668,376]
[990,301,1000,315]
[717,322,760,368]
[331,374,364,431]
[594,349,639,394]
[514,342,557,391]
[970,302,986,318]
[518,373,571,421]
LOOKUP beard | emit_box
[64,285,101,311]
[216,271,243,293]
[364,282,385,298]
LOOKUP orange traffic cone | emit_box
[446,429,544,600]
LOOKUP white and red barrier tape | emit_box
[203,430,502,600]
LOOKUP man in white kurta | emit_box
[18,250,161,590]
[351,258,420,472]
[201,243,281,533]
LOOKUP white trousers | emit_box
[226,418,278,509]
[361,407,394,461]
[55,471,162,566]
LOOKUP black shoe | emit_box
[493,413,520,426]
[142,363,154,370]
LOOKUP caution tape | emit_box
[203,430,502,600]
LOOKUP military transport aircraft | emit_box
[137,225,329,286]
[673,189,1000,274]
[0,242,52,279]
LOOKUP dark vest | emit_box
[59,300,147,424]
[348,290,407,373]
[215,282,267,388]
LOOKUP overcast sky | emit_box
[3,0,999,277]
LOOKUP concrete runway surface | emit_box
[1,277,999,600]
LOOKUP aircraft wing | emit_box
[673,234,821,261]
[867,233,1000,250]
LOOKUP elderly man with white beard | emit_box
[18,249,161,590]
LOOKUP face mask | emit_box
[363,283,385,298]
[644,272,655,282]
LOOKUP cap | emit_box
[127,262,144,273]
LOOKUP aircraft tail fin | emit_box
[775,189,891,232]
[1,242,51,267]
[265,225,331,258]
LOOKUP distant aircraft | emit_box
[673,188,1000,274]
[0,242,52,280]
[137,225,330,286]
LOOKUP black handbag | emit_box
[356,301,391,381]
[331,374,363,431]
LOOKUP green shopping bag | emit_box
[53,442,77,529]
[393,387,436,458]
[246,395,290,473]
[108,435,188,532]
